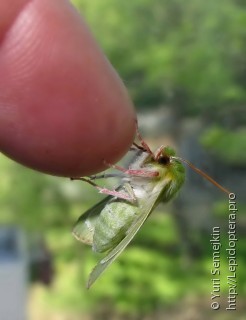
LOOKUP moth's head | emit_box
[154,146,175,164]
[154,146,185,201]
[155,146,184,173]
[156,146,231,196]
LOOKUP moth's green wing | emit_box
[72,196,111,245]
[87,192,160,288]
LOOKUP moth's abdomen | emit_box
[93,200,140,253]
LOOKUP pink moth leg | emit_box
[103,161,159,178]
[70,177,136,202]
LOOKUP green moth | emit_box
[72,125,230,288]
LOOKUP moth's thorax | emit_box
[130,150,185,203]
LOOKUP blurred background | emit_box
[0,0,245,319]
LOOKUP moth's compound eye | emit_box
[158,155,170,165]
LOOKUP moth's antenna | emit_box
[173,157,231,196]
[135,119,154,157]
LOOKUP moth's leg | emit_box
[154,145,165,161]
[124,183,137,202]
[89,173,125,180]
[135,119,154,157]
[131,142,146,152]
[70,177,136,202]
[104,161,159,178]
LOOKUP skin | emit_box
[0,0,136,177]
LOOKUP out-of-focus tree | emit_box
[73,0,245,121]
[72,0,246,167]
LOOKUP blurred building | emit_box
[0,227,28,320]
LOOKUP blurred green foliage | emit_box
[71,0,245,168]
[201,126,246,166]
[72,0,245,118]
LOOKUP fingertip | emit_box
[0,0,136,176]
